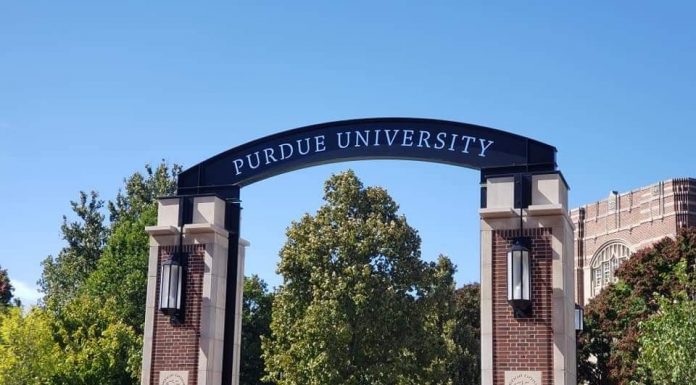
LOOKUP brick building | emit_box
[571,177,696,305]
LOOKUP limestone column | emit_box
[141,196,249,385]
[480,173,576,385]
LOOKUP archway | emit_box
[141,118,577,385]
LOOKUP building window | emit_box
[591,242,631,296]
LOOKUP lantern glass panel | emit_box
[575,306,584,331]
[168,264,181,309]
[512,251,523,299]
[522,249,530,300]
[508,247,530,301]
[175,264,182,309]
[160,263,171,309]
[507,251,513,300]
[159,261,183,312]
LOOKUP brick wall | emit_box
[571,178,696,303]
[492,228,553,385]
[150,244,206,385]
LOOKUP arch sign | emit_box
[142,118,577,385]
[177,118,556,194]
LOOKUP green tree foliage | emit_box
[28,162,179,385]
[634,291,696,384]
[0,265,15,309]
[241,275,275,385]
[578,228,696,385]
[262,170,457,385]
[83,206,156,333]
[84,162,180,333]
[0,307,61,385]
[39,191,108,312]
[107,163,181,224]
[416,255,459,383]
[451,283,480,385]
[51,295,141,385]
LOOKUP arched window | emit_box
[591,242,631,296]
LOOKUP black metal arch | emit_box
[176,117,557,197]
[173,117,559,385]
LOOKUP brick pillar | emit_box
[480,174,576,385]
[142,196,249,385]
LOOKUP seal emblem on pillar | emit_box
[504,371,541,385]
[159,370,188,385]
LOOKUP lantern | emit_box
[160,252,187,323]
[507,237,532,317]
[575,304,584,332]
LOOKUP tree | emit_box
[84,161,180,333]
[32,162,179,385]
[578,228,696,385]
[262,170,456,385]
[0,307,61,385]
[241,275,274,385]
[419,255,459,383]
[38,191,108,312]
[0,265,14,309]
[51,294,141,385]
[635,292,696,384]
[107,162,181,224]
[451,283,480,385]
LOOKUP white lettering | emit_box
[279,143,294,160]
[355,130,370,147]
[337,132,351,149]
[263,148,277,165]
[417,130,431,148]
[384,129,399,146]
[402,130,414,146]
[246,152,261,169]
[232,132,498,178]
[479,139,494,157]
[461,136,476,154]
[373,129,381,146]
[315,135,326,152]
[297,138,311,155]
[448,133,459,151]
[233,158,244,175]
[434,132,447,149]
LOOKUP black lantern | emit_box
[575,304,584,332]
[507,237,532,317]
[160,252,187,323]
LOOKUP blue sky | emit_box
[1,1,695,305]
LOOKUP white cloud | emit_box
[12,279,42,306]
